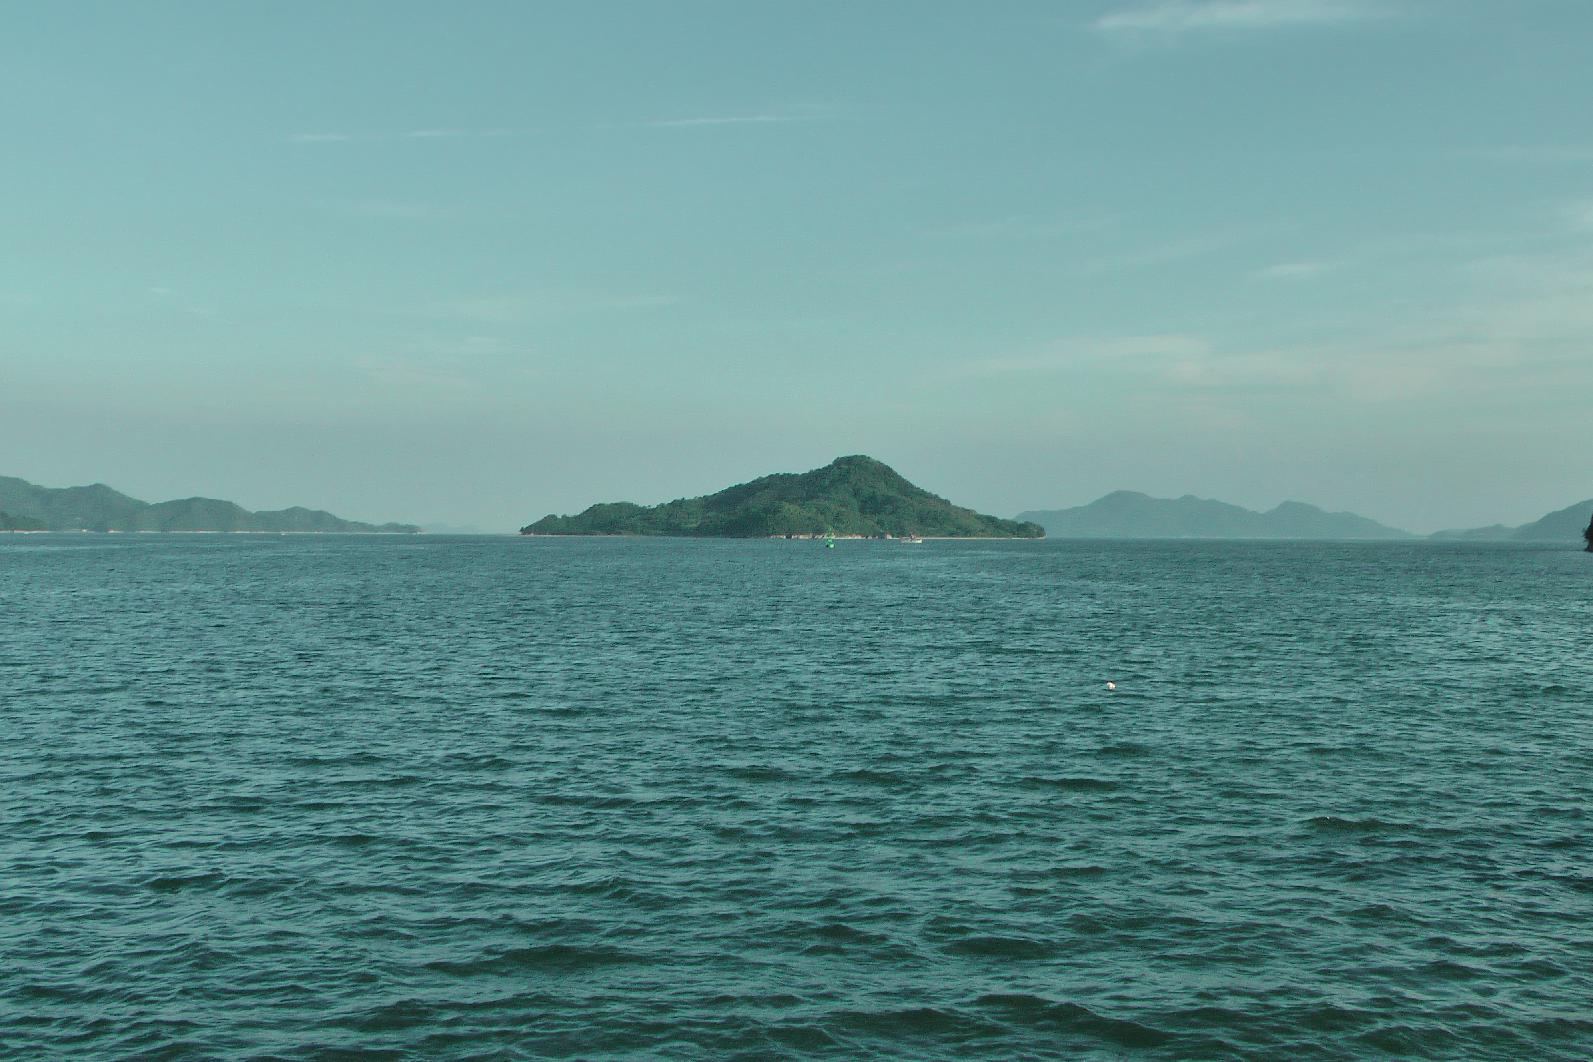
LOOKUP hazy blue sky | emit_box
[4,0,1591,531]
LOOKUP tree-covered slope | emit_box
[0,511,48,531]
[0,475,420,533]
[522,456,1044,538]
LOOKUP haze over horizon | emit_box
[4,1,1590,534]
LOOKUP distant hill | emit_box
[1431,499,1593,544]
[522,455,1044,538]
[0,475,421,533]
[1017,491,1411,540]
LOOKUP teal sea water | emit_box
[2,535,1591,1059]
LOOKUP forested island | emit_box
[0,475,420,533]
[521,455,1044,538]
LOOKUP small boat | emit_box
[899,534,924,544]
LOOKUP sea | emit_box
[2,534,1590,1060]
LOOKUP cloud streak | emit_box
[938,334,1214,381]
[1252,260,1336,280]
[644,113,820,129]
[286,128,535,144]
[1468,144,1593,165]
[1094,0,1380,35]
[426,289,679,324]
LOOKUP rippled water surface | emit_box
[3,535,1591,1059]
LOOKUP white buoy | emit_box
[1105,681,1117,692]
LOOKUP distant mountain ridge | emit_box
[0,475,420,533]
[1018,491,1411,540]
[1020,491,1593,544]
[1431,499,1593,543]
[522,455,1044,538]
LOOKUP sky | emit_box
[3,0,1591,533]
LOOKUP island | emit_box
[0,475,421,533]
[521,455,1045,538]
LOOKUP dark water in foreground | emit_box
[2,535,1591,1060]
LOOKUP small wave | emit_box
[1094,742,1151,758]
[943,934,1056,959]
[820,1004,997,1038]
[723,765,799,783]
[1064,914,1109,934]
[975,993,1176,1048]
[423,943,646,976]
[1305,815,1403,834]
[145,871,227,893]
[1022,776,1119,792]
[831,767,912,787]
[329,832,380,847]
[1345,902,1402,923]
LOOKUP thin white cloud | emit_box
[1252,260,1335,280]
[1565,200,1593,233]
[288,128,534,144]
[346,200,453,221]
[927,210,1124,240]
[1094,0,1379,35]
[1469,145,1593,165]
[940,333,1213,381]
[428,290,679,324]
[1077,235,1231,275]
[403,127,530,139]
[646,114,817,129]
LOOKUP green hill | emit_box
[0,475,421,533]
[522,456,1044,538]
